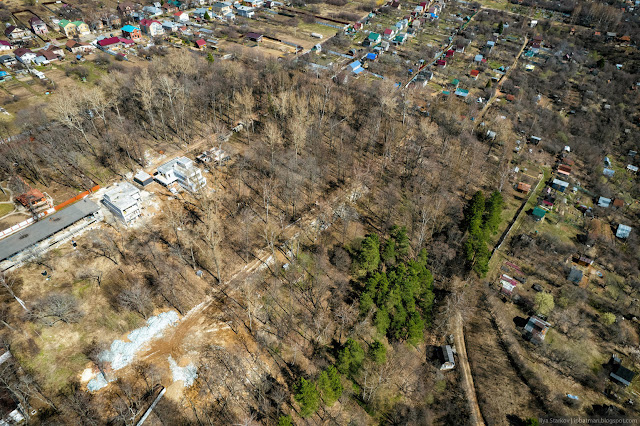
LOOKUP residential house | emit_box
[212,1,232,14]
[455,88,469,98]
[551,178,569,192]
[66,39,94,53]
[439,345,455,370]
[91,20,105,31]
[121,25,142,41]
[133,171,154,186]
[353,22,363,30]
[245,32,262,42]
[500,274,518,296]
[567,266,583,284]
[236,6,254,18]
[575,255,593,267]
[142,5,163,16]
[603,168,615,177]
[58,20,77,37]
[616,224,632,239]
[103,14,122,28]
[39,49,60,62]
[154,156,206,192]
[117,1,137,15]
[242,0,263,6]
[382,28,395,40]
[393,33,408,45]
[436,59,446,67]
[390,0,401,9]
[174,11,189,22]
[73,21,90,35]
[368,32,381,44]
[611,364,636,387]
[597,196,611,208]
[29,17,48,35]
[139,19,164,37]
[474,54,483,62]
[45,45,65,57]
[531,206,546,221]
[0,55,17,67]
[102,182,142,225]
[14,48,36,63]
[5,25,26,40]
[470,69,479,79]
[162,2,177,13]
[97,36,130,49]
[486,130,497,140]
[163,21,183,32]
[523,316,550,344]
[612,198,624,208]
[193,8,209,19]
[626,164,638,173]
[195,38,206,49]
[348,60,364,74]
[517,182,531,193]
[0,41,11,51]
[557,164,571,176]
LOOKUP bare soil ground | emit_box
[466,301,543,425]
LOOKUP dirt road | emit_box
[454,312,485,426]
[478,35,529,120]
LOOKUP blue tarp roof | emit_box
[366,52,377,60]
[0,71,7,77]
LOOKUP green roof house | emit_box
[451,78,459,87]
[368,32,381,43]
[532,207,547,221]
[393,33,408,44]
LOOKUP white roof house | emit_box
[102,182,142,225]
[617,224,632,239]
[155,156,206,192]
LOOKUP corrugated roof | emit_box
[0,199,100,261]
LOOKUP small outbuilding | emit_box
[245,32,263,42]
[524,316,550,344]
[597,197,611,208]
[567,266,583,284]
[517,182,531,193]
[616,224,632,239]
[610,365,636,387]
[439,345,455,370]
[532,206,546,221]
[134,171,153,186]
[551,179,569,192]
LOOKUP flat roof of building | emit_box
[0,199,100,261]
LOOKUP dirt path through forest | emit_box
[454,312,485,426]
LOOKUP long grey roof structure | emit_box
[0,199,100,261]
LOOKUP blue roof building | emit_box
[349,61,364,74]
[616,224,632,239]
[603,168,615,177]
[597,197,611,207]
[121,24,138,33]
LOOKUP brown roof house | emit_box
[523,316,550,344]
[517,182,531,193]
[117,1,137,15]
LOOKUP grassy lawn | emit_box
[0,202,15,217]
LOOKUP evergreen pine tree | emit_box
[369,340,387,364]
[294,378,320,418]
